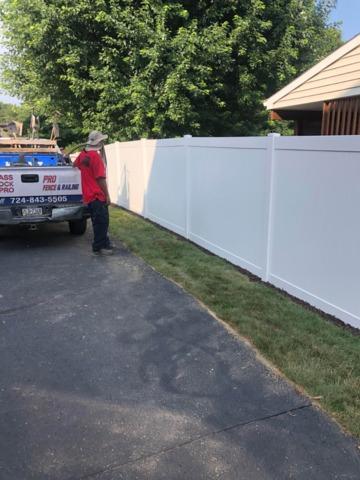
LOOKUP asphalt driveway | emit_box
[0,223,359,479]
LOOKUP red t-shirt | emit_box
[74,150,106,204]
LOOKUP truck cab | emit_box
[0,137,88,234]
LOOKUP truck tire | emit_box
[69,218,87,235]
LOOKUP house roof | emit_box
[264,33,360,111]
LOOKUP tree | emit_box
[0,101,26,123]
[0,0,341,142]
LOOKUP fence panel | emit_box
[107,141,144,215]
[270,136,360,327]
[188,137,268,276]
[146,139,187,236]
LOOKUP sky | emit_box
[0,0,359,106]
[331,0,359,41]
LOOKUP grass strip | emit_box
[109,207,360,439]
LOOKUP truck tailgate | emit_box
[0,167,82,206]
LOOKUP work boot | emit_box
[100,247,114,256]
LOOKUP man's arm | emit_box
[72,157,78,168]
[97,177,111,205]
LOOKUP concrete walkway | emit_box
[0,224,359,480]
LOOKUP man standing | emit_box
[74,131,113,255]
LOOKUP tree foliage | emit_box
[0,0,341,142]
[0,101,27,124]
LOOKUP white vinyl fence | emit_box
[105,135,360,329]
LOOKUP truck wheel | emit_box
[69,219,87,235]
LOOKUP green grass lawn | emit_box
[109,207,360,439]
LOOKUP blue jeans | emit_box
[88,199,111,252]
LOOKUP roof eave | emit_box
[264,33,360,110]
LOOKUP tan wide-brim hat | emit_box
[85,130,108,151]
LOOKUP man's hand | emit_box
[106,194,111,206]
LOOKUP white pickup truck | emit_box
[0,137,88,234]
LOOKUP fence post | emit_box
[141,138,148,218]
[264,133,280,282]
[184,134,192,239]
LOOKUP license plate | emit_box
[21,207,43,217]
